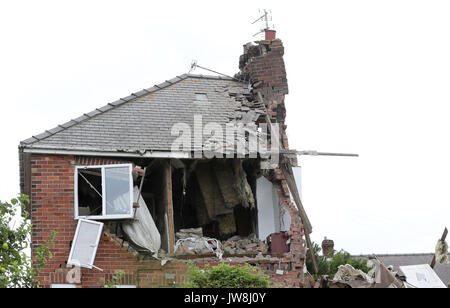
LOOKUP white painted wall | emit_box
[256,177,280,240]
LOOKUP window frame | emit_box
[74,163,134,220]
[67,219,104,269]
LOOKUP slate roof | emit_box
[358,254,450,286]
[19,74,264,155]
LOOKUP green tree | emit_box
[306,242,372,279]
[0,194,55,288]
[183,262,271,288]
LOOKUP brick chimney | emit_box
[236,33,289,148]
[322,237,334,257]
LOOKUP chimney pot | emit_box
[265,29,276,41]
[322,237,334,257]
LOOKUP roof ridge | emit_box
[354,253,448,257]
[19,74,190,146]
[186,73,245,82]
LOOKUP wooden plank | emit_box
[166,161,175,254]
[133,167,147,216]
[282,165,312,234]
[305,232,319,274]
[23,152,32,214]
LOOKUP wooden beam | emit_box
[166,161,175,254]
[431,227,448,269]
[281,164,312,234]
[133,167,147,217]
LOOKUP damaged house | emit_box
[18,30,312,288]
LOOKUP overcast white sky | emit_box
[1,0,449,255]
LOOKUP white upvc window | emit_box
[67,219,104,269]
[75,164,134,220]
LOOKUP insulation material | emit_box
[435,240,449,264]
[122,186,161,257]
[212,161,241,208]
[217,213,237,236]
[195,163,232,218]
[233,160,255,209]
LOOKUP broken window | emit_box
[75,164,134,220]
[67,219,103,269]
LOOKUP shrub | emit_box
[183,262,270,288]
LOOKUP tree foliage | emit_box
[306,242,372,279]
[104,270,125,288]
[183,262,271,288]
[0,194,55,288]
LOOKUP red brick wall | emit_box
[30,153,305,288]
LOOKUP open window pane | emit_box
[105,166,132,216]
[68,219,103,269]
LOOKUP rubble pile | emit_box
[222,236,268,255]
[174,228,222,258]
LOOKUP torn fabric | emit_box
[122,186,161,257]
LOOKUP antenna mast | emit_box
[252,9,274,37]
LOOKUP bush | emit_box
[0,194,55,288]
[183,262,271,288]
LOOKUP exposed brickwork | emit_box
[237,36,306,286]
[238,38,290,150]
[29,153,306,288]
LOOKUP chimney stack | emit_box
[236,33,289,148]
[322,237,334,257]
[237,36,288,99]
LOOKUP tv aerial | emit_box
[252,9,274,38]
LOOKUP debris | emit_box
[322,257,408,288]
[400,264,447,288]
[174,237,223,259]
[222,237,268,255]
[267,233,290,254]
[435,240,449,265]
[332,264,374,288]
[431,227,448,268]
[176,228,203,239]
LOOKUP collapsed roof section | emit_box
[19,74,265,157]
